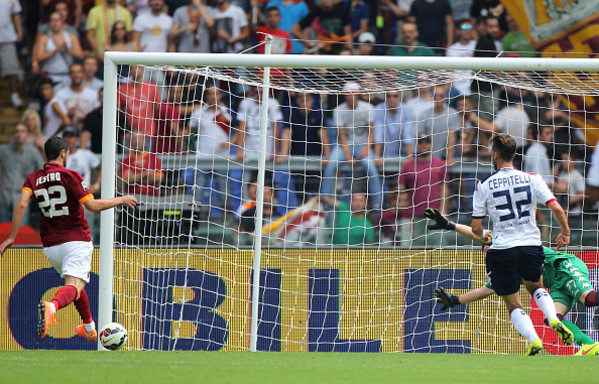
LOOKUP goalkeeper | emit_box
[425,208,599,356]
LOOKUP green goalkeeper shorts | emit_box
[550,257,593,311]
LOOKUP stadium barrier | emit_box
[2,248,598,354]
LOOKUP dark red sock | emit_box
[74,289,93,324]
[51,285,78,311]
[585,291,598,306]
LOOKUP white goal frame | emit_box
[100,52,599,351]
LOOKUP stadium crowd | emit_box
[2,0,598,247]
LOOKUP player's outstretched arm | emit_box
[425,208,491,244]
[0,189,32,255]
[84,195,138,213]
[435,286,495,311]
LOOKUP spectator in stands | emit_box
[320,192,376,246]
[502,12,535,57]
[346,0,370,42]
[359,71,384,105]
[406,84,434,122]
[264,0,309,54]
[470,0,507,35]
[117,64,161,137]
[64,127,102,196]
[82,88,104,154]
[171,0,214,53]
[446,20,476,95]
[398,134,450,245]
[105,21,137,81]
[255,6,292,82]
[0,123,44,225]
[255,6,292,55]
[494,89,531,148]
[238,185,276,234]
[523,125,554,187]
[21,109,45,153]
[33,11,84,88]
[82,56,104,92]
[374,90,415,164]
[587,142,599,204]
[211,0,249,53]
[40,0,81,30]
[377,189,411,245]
[127,0,151,16]
[0,0,23,108]
[38,1,79,35]
[454,95,497,161]
[377,0,407,47]
[87,0,133,60]
[133,0,174,52]
[354,32,376,55]
[291,0,352,54]
[387,21,435,56]
[321,81,383,210]
[39,77,70,140]
[235,85,285,161]
[283,91,326,202]
[415,84,460,164]
[471,16,501,120]
[120,131,164,196]
[408,0,454,54]
[554,151,585,243]
[187,84,232,210]
[55,63,99,131]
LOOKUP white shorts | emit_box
[44,241,94,283]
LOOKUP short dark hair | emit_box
[39,78,56,88]
[265,6,279,14]
[491,134,517,162]
[532,125,552,140]
[45,136,69,161]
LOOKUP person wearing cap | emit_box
[398,133,450,246]
[354,32,376,55]
[40,77,71,140]
[321,81,383,210]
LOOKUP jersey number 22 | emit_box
[34,186,69,218]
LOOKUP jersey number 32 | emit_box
[492,185,532,222]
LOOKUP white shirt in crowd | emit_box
[211,4,248,53]
[524,142,552,186]
[0,0,21,43]
[333,100,374,147]
[446,40,476,95]
[557,168,585,216]
[66,149,101,186]
[587,140,599,188]
[133,11,174,52]
[237,96,283,158]
[473,167,556,249]
[494,105,530,148]
[189,104,232,158]
[43,96,68,139]
[55,86,99,125]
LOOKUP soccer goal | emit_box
[100,49,599,353]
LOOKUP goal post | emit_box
[100,52,599,353]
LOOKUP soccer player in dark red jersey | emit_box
[0,137,137,341]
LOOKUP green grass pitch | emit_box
[1,351,597,383]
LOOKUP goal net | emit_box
[101,52,599,354]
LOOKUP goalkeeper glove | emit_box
[424,208,456,231]
[435,287,460,311]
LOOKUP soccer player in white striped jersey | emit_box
[471,134,574,356]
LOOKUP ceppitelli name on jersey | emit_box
[488,173,531,190]
[35,172,61,185]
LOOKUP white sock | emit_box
[532,288,558,321]
[84,322,96,332]
[511,308,539,343]
[48,302,56,313]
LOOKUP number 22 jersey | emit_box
[23,163,94,247]
[472,167,556,249]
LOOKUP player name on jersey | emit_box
[35,172,61,186]
[488,173,531,190]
